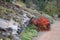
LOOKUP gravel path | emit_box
[34,18,60,40]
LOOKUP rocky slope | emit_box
[0,1,55,40]
[0,1,42,40]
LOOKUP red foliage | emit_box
[31,17,50,31]
[31,18,37,25]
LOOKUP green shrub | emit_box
[21,25,38,40]
[45,2,58,16]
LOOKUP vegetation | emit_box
[45,2,58,16]
[0,0,59,40]
[6,0,13,3]
[22,25,38,40]
[0,6,13,20]
[0,38,11,40]
[0,6,23,27]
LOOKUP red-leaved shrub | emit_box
[31,17,50,31]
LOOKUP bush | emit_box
[21,25,38,40]
[45,2,58,16]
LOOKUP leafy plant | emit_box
[21,25,38,40]
[32,17,50,31]
[45,2,58,16]
[43,13,55,24]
